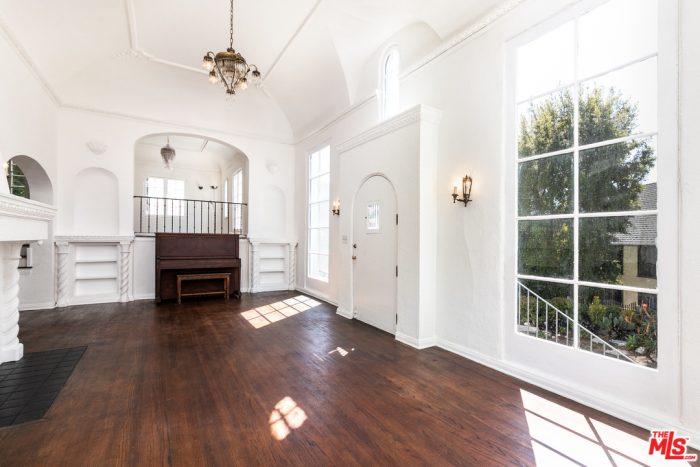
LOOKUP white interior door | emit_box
[352,176,397,334]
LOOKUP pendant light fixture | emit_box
[160,137,176,170]
[202,0,262,95]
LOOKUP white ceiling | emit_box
[0,0,511,140]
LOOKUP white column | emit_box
[119,241,132,303]
[287,242,297,291]
[250,241,259,293]
[0,242,24,364]
[55,241,71,307]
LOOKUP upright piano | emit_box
[155,233,241,303]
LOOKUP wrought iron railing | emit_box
[133,196,247,236]
[517,282,635,363]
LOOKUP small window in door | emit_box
[367,201,380,232]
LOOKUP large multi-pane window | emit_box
[307,146,330,282]
[232,170,243,232]
[515,0,658,368]
[144,177,185,216]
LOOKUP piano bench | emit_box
[176,273,231,304]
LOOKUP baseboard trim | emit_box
[132,293,155,301]
[19,302,55,311]
[395,332,436,350]
[435,338,700,449]
[336,307,353,319]
[295,286,338,306]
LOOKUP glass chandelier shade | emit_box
[202,0,262,95]
[160,138,176,170]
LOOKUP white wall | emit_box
[55,109,296,240]
[0,27,59,311]
[294,0,700,441]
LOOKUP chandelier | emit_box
[160,138,176,169]
[202,0,261,95]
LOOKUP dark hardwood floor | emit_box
[0,292,669,466]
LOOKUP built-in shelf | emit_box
[260,268,286,273]
[75,275,118,281]
[259,256,286,260]
[75,259,118,264]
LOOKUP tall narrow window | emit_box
[224,178,229,218]
[307,146,330,282]
[514,0,658,368]
[232,170,243,233]
[382,49,400,119]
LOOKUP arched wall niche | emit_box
[6,155,54,204]
[73,167,119,235]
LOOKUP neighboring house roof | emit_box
[613,183,657,246]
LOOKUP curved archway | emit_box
[6,155,54,204]
[133,133,250,235]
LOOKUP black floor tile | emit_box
[0,346,86,427]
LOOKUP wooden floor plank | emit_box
[0,291,671,466]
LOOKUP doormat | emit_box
[0,346,87,426]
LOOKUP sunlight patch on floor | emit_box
[269,397,308,441]
[241,295,321,329]
[521,390,693,467]
[328,347,354,357]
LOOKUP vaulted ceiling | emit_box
[0,0,510,141]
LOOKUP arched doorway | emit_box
[132,133,250,236]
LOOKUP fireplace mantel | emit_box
[0,193,56,364]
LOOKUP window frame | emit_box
[508,0,667,369]
[144,176,185,217]
[306,145,331,283]
[231,169,243,233]
[380,46,400,120]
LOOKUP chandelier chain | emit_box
[229,0,234,49]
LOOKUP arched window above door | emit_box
[382,48,400,119]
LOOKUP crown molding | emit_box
[0,194,56,221]
[336,105,442,154]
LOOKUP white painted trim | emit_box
[54,235,134,243]
[395,332,436,350]
[336,307,353,319]
[0,194,56,221]
[65,295,122,307]
[132,293,155,301]
[336,105,442,154]
[295,286,337,306]
[18,302,55,311]
[436,338,700,449]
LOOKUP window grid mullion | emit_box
[572,16,581,350]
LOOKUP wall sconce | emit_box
[331,200,341,216]
[452,174,473,207]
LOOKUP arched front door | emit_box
[352,175,397,334]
